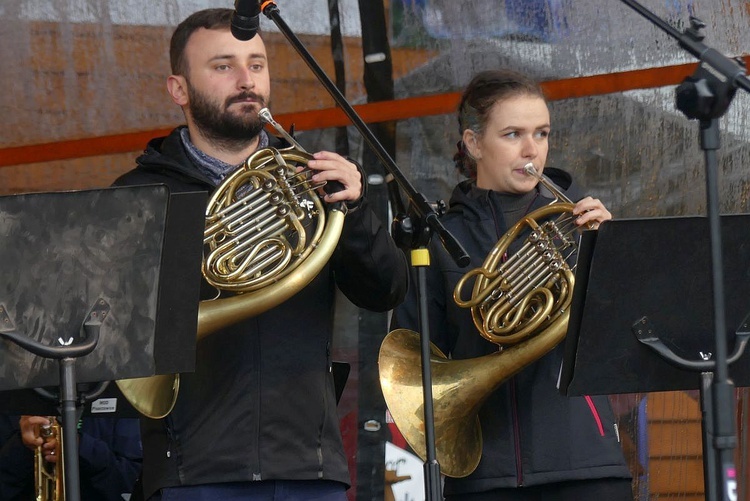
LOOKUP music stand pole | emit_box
[0,300,110,501]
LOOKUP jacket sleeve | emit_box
[329,198,409,312]
[77,418,142,501]
[0,417,34,501]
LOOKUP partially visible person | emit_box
[391,68,633,500]
[0,414,142,501]
[112,7,408,501]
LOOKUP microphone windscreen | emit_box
[230,13,260,41]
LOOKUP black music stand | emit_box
[560,215,750,500]
[0,185,206,501]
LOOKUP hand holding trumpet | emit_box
[20,415,60,463]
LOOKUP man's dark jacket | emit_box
[392,169,631,497]
[113,127,408,499]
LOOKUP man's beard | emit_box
[187,84,269,152]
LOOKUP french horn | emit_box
[117,108,346,419]
[379,163,582,477]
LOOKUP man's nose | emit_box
[237,67,256,90]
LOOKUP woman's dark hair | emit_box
[453,69,546,178]
[170,8,262,76]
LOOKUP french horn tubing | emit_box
[379,163,582,477]
[117,108,346,418]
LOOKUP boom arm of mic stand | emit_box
[260,1,470,267]
[620,0,750,94]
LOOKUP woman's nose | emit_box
[521,136,538,158]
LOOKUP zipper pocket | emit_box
[584,395,605,436]
[164,418,175,458]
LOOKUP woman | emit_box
[391,69,633,500]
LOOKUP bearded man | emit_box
[113,8,408,501]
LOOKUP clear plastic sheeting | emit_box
[0,0,179,146]
[394,0,748,73]
[387,0,750,218]
[0,0,363,149]
[2,1,750,499]
[5,0,362,33]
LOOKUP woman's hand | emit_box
[573,196,612,230]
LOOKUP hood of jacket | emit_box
[445,166,579,224]
[135,126,215,186]
[129,126,289,190]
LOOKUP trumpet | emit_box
[34,417,64,501]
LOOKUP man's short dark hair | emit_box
[170,8,234,76]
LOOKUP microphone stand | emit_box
[620,2,750,500]
[258,2,470,499]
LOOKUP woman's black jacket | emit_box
[391,169,631,496]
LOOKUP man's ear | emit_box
[462,129,481,160]
[167,75,189,107]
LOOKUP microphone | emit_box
[231,0,261,41]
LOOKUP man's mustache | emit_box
[226,92,265,108]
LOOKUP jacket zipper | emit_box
[165,419,174,459]
[584,395,605,436]
[253,326,263,480]
[165,416,187,484]
[510,377,523,486]
[490,199,525,486]
[316,341,332,478]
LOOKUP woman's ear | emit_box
[462,129,481,160]
[167,75,189,107]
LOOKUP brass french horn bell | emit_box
[379,163,581,477]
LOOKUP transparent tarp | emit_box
[2,0,750,499]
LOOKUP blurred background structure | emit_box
[2,1,750,499]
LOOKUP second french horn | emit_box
[379,163,582,477]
